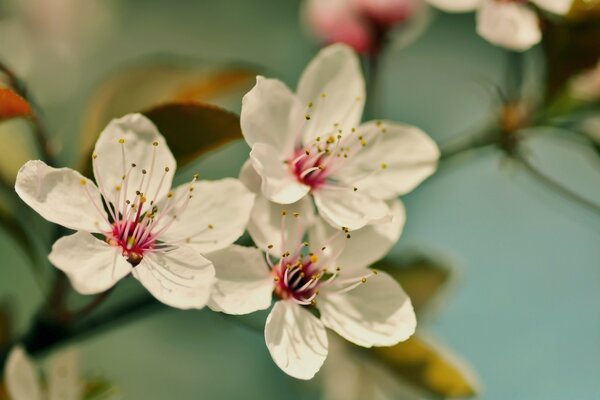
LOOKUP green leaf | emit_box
[370,335,479,399]
[374,257,451,314]
[0,118,38,186]
[143,102,243,168]
[77,58,256,170]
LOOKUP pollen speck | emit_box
[118,138,125,144]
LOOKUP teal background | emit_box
[1,1,599,399]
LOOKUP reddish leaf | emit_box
[0,88,31,121]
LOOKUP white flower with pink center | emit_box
[241,44,439,231]
[15,113,255,310]
[425,0,572,51]
[207,208,415,380]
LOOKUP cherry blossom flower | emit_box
[4,346,119,400]
[302,0,426,54]
[15,113,254,309]
[426,0,572,51]
[208,204,415,380]
[240,44,439,231]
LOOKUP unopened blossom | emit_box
[15,113,254,309]
[569,60,600,102]
[426,0,572,51]
[4,346,118,400]
[302,0,424,53]
[240,44,439,231]
[208,206,415,380]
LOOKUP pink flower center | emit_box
[265,211,375,306]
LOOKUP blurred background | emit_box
[0,0,599,399]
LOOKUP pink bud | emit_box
[355,0,416,26]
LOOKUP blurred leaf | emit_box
[374,258,451,314]
[567,0,600,21]
[543,18,600,100]
[370,336,478,398]
[77,58,256,170]
[143,102,243,168]
[0,303,12,347]
[0,118,38,186]
[84,378,120,400]
[0,88,31,122]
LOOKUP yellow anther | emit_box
[353,187,358,192]
[193,173,200,179]
[381,163,388,169]
[351,127,356,132]
[361,277,367,283]
[131,163,137,168]
[281,210,287,216]
[346,234,351,239]
[376,121,382,127]
[311,299,317,306]
[92,153,98,159]
[308,101,313,108]
[115,185,121,191]
[274,276,280,282]
[153,141,159,147]
[140,196,147,203]
[305,115,311,120]
[310,254,319,263]
[208,224,214,229]
[79,179,86,186]
[303,241,309,247]
[118,138,125,144]
[321,92,327,98]
[293,212,300,217]
[167,192,174,198]
[142,169,147,174]
[316,136,321,142]
[189,186,194,192]
[267,244,274,249]
[372,269,378,275]
[165,167,170,172]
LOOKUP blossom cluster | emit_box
[13,44,439,380]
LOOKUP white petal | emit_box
[264,301,328,380]
[297,44,365,144]
[5,347,43,400]
[531,0,571,15]
[476,1,541,52]
[159,178,255,253]
[241,77,304,154]
[207,245,273,315]
[313,187,391,230]
[47,347,82,400]
[92,113,176,210]
[250,143,311,204]
[425,0,482,12]
[239,158,262,193]
[310,199,405,271]
[133,246,215,310]
[335,121,439,199]
[15,160,109,233]
[248,193,315,256]
[319,270,416,347]
[49,232,132,295]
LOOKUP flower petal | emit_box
[264,301,328,380]
[249,195,315,256]
[476,0,541,52]
[531,0,571,15]
[159,178,255,253]
[47,348,82,400]
[133,246,215,310]
[335,121,439,199]
[250,143,311,204]
[15,160,109,233]
[310,199,405,271]
[241,77,304,154]
[92,113,176,209]
[5,347,43,400]
[425,0,482,12]
[319,270,416,347]
[297,44,365,144]
[239,158,261,193]
[313,186,391,230]
[48,232,132,295]
[207,245,273,315]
